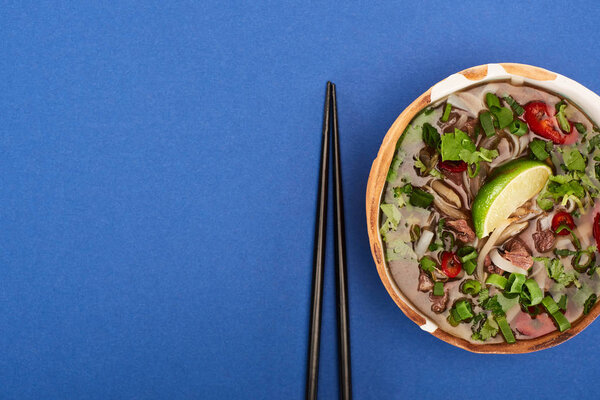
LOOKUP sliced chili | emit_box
[440,251,462,278]
[438,160,467,173]
[551,211,575,236]
[523,101,565,144]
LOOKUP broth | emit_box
[380,81,600,344]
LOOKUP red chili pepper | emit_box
[593,213,600,250]
[438,160,467,173]
[440,251,462,278]
[551,211,575,235]
[523,101,565,144]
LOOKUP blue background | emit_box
[2,1,600,399]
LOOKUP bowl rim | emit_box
[365,63,600,353]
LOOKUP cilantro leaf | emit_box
[422,123,441,149]
[440,129,498,175]
[380,204,401,228]
[562,147,586,172]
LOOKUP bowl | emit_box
[366,63,600,353]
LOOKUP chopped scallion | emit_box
[495,315,515,344]
[583,293,597,315]
[520,279,543,306]
[433,281,444,296]
[454,300,474,321]
[419,256,436,273]
[508,119,528,136]
[485,273,508,290]
[479,111,495,137]
[461,279,481,295]
[503,95,524,115]
[463,260,476,275]
[441,103,452,122]
[490,106,514,129]
[542,295,559,315]
[558,295,568,312]
[506,273,526,294]
[556,102,571,133]
[551,310,571,332]
[485,93,501,109]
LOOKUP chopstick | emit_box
[331,83,352,400]
[306,82,331,400]
[306,82,352,400]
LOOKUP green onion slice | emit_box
[551,310,571,332]
[433,281,444,296]
[506,273,526,294]
[503,95,524,115]
[508,119,528,136]
[461,279,481,295]
[458,246,477,263]
[555,224,581,250]
[556,102,571,133]
[572,250,595,273]
[454,300,474,321]
[485,273,508,290]
[441,103,452,122]
[486,93,501,109]
[479,111,495,137]
[584,293,597,315]
[520,279,543,306]
[542,295,559,315]
[490,105,514,129]
[463,260,476,275]
[495,314,516,344]
[419,256,436,274]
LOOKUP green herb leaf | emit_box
[380,204,401,228]
[479,111,495,137]
[422,123,441,149]
[409,188,433,208]
[562,147,586,172]
[574,122,586,134]
[530,139,550,160]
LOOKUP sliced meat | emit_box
[485,254,504,275]
[417,271,434,292]
[429,291,449,313]
[461,117,479,137]
[446,219,476,243]
[502,238,533,270]
[533,229,555,253]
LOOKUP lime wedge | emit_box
[472,160,552,238]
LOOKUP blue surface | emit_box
[2,1,600,399]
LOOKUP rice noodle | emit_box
[476,219,511,281]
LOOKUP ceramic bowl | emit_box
[366,63,600,353]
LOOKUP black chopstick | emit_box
[331,83,352,400]
[306,82,331,400]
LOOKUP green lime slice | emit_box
[472,159,552,238]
